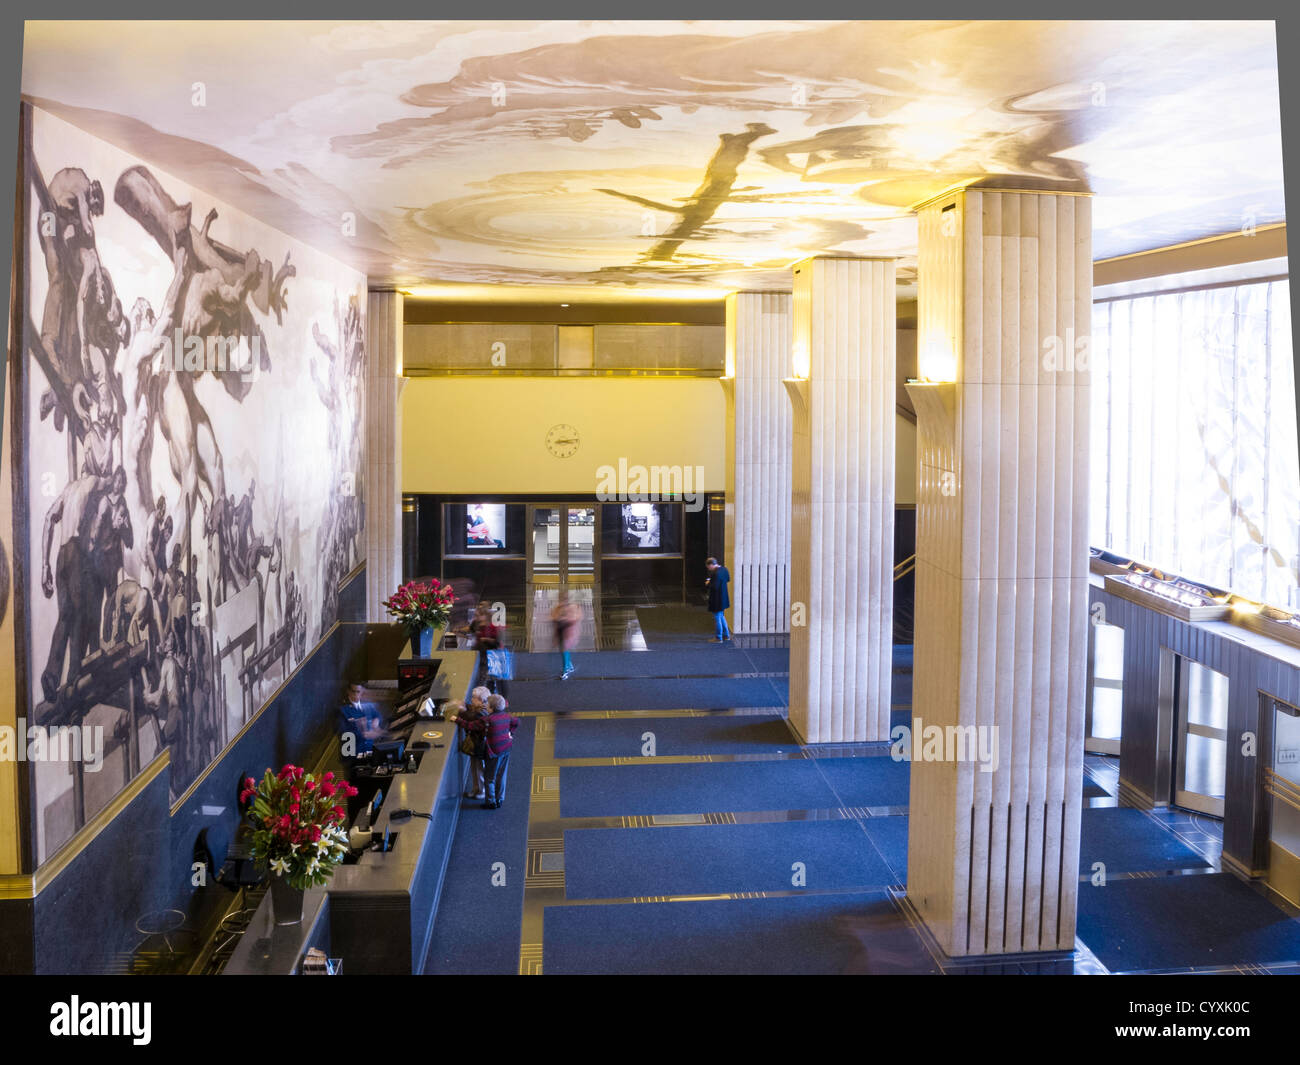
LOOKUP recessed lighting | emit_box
[560,303,570,307]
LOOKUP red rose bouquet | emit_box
[241,765,358,889]
[381,578,456,638]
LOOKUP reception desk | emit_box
[225,647,477,975]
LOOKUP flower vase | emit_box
[414,626,434,658]
[270,875,304,925]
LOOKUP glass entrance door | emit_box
[1086,622,1124,755]
[526,504,599,584]
[565,506,597,582]
[1173,658,1229,817]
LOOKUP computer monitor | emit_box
[373,738,406,765]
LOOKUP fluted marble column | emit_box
[722,292,793,634]
[366,288,403,622]
[786,258,895,744]
[906,188,1091,957]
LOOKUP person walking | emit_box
[468,602,501,689]
[481,693,520,809]
[551,593,581,679]
[705,557,732,642]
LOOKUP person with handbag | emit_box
[485,622,513,699]
[449,686,491,801]
[468,602,500,689]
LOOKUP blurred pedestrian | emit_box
[551,593,581,679]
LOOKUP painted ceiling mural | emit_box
[21,19,1287,297]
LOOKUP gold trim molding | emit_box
[0,749,171,900]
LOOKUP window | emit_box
[1091,278,1300,609]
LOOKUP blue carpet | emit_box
[560,759,836,816]
[891,671,912,707]
[563,819,896,898]
[861,815,909,884]
[893,644,914,670]
[1079,807,1211,874]
[422,718,535,974]
[742,647,790,673]
[1077,873,1300,972]
[554,713,796,758]
[560,756,906,817]
[543,891,939,974]
[506,675,786,712]
[812,755,911,808]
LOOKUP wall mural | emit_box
[19,20,1287,296]
[19,106,366,863]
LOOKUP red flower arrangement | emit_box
[382,578,456,637]
[241,765,358,889]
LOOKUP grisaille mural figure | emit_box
[19,106,366,861]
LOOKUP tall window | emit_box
[1091,278,1300,610]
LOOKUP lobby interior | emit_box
[2,18,1298,976]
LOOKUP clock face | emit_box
[546,423,580,458]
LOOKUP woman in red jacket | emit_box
[480,694,520,809]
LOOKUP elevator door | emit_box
[1173,658,1229,817]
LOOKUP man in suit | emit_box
[339,681,389,757]
[705,557,732,643]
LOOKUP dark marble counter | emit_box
[224,649,476,975]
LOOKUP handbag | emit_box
[459,731,477,756]
[486,647,514,680]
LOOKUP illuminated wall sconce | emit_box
[919,338,957,383]
[791,342,811,380]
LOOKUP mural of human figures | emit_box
[19,106,365,860]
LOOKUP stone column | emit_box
[906,188,1092,956]
[365,288,403,622]
[786,257,896,743]
[722,292,793,634]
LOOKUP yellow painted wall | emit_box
[401,375,919,503]
[402,377,727,495]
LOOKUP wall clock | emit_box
[546,423,580,458]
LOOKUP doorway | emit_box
[1172,658,1229,817]
[1086,621,1124,756]
[527,504,598,584]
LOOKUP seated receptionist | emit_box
[340,681,389,755]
